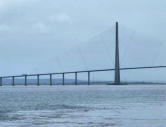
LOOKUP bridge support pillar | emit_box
[75,72,78,85]
[37,75,40,86]
[62,73,65,85]
[25,75,27,86]
[12,76,15,86]
[0,77,2,86]
[88,72,90,85]
[50,74,52,85]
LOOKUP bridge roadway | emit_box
[1,65,166,85]
[1,65,166,78]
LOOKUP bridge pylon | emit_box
[114,22,121,85]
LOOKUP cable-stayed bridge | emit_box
[0,22,166,86]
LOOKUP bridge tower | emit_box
[114,22,121,85]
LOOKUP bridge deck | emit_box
[1,65,166,86]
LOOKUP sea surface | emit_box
[0,85,166,127]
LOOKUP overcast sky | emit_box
[0,0,166,76]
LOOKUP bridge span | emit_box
[0,22,165,86]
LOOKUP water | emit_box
[0,85,166,127]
